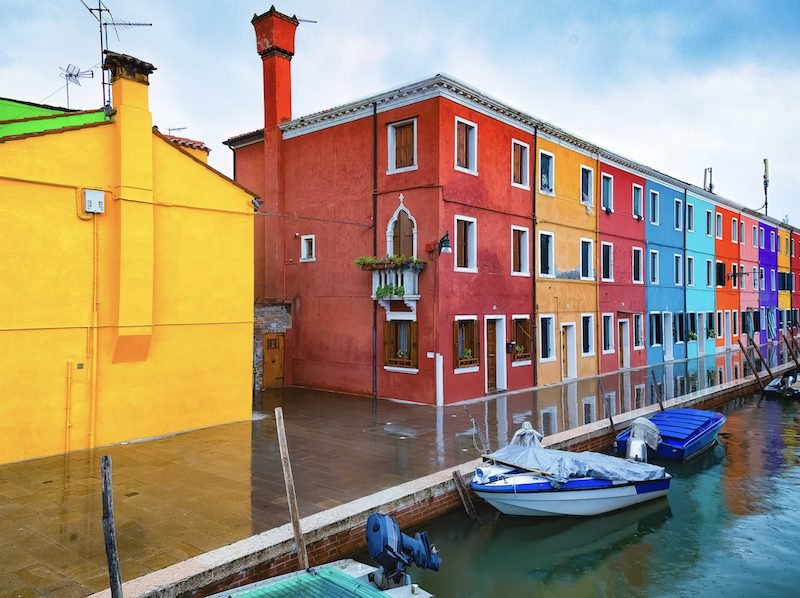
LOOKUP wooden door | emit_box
[487,322,497,391]
[262,333,284,389]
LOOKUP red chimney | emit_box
[252,6,299,130]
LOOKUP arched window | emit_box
[392,210,414,257]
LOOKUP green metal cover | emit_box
[228,567,386,597]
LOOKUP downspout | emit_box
[372,102,378,401]
[683,187,688,352]
[531,127,539,387]
[65,359,73,453]
[595,152,602,377]
[88,215,99,449]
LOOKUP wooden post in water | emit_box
[274,407,309,570]
[100,456,122,598]
[649,370,665,411]
[782,332,800,369]
[598,378,615,432]
[738,338,766,392]
[748,335,775,380]
[451,471,480,522]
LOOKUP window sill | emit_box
[454,366,479,374]
[601,278,615,283]
[633,345,644,351]
[454,266,478,274]
[581,351,596,358]
[511,271,530,277]
[299,257,316,263]
[511,182,530,191]
[511,359,532,367]
[387,165,418,175]
[384,366,418,374]
[632,280,644,285]
[650,221,660,226]
[602,349,615,355]
[454,165,479,177]
[539,356,557,363]
[539,189,555,197]
[539,273,555,279]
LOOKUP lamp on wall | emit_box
[437,231,452,254]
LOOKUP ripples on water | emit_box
[415,396,800,597]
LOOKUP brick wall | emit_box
[253,304,292,389]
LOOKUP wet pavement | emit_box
[0,341,794,596]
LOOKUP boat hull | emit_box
[472,477,670,517]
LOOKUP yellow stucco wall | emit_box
[535,137,599,384]
[0,76,254,464]
[779,227,791,310]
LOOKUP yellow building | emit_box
[778,223,792,331]
[0,52,255,464]
[535,136,599,384]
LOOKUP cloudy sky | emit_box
[2,0,798,222]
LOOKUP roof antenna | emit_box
[703,167,713,193]
[78,1,152,110]
[167,127,187,136]
[59,64,93,109]
[763,158,770,216]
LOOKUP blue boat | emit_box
[614,409,726,463]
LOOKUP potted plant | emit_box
[707,328,717,339]
[396,350,409,359]
[408,257,427,270]
[375,284,405,299]
[688,331,698,341]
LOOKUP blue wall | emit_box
[685,193,717,358]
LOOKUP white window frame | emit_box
[539,314,556,363]
[453,116,478,176]
[715,212,723,240]
[732,217,738,243]
[601,173,614,212]
[602,313,615,354]
[674,253,683,286]
[760,227,765,249]
[753,267,759,291]
[510,225,530,276]
[454,315,480,374]
[753,224,758,247]
[511,314,533,367]
[580,238,594,281]
[771,269,776,291]
[770,230,776,252]
[538,149,555,195]
[580,165,594,206]
[740,221,745,245]
[686,255,695,286]
[510,139,530,190]
[649,311,662,347]
[715,260,724,288]
[649,249,660,285]
[760,267,765,290]
[300,234,316,262]
[386,118,418,174]
[717,310,723,341]
[632,184,643,220]
[580,313,595,357]
[634,313,644,350]
[632,246,644,284]
[706,259,713,288]
[649,190,660,225]
[706,210,713,237]
[674,198,683,231]
[731,263,738,288]
[601,241,614,282]
[686,203,694,232]
[538,230,555,278]
[454,214,478,273]
[733,310,738,336]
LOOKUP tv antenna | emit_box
[167,127,187,136]
[59,64,94,109]
[78,0,152,109]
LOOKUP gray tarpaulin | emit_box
[481,422,666,486]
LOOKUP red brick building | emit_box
[227,8,542,404]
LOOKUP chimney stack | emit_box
[252,6,299,130]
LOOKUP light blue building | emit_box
[645,178,686,364]
[685,192,717,358]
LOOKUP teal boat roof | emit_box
[219,566,386,597]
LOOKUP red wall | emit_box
[598,162,646,373]
[715,205,740,349]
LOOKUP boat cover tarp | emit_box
[483,422,665,487]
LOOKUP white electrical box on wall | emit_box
[84,189,105,214]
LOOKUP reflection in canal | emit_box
[415,397,800,597]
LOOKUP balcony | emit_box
[372,267,421,315]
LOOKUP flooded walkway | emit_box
[0,342,793,595]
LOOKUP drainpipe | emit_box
[88,215,99,449]
[595,152,602,377]
[65,359,73,453]
[372,102,378,402]
[683,187,688,351]
[531,126,539,387]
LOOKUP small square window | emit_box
[632,247,643,284]
[686,203,694,231]
[512,317,533,361]
[511,226,529,275]
[580,239,594,280]
[601,242,614,281]
[581,314,595,356]
[581,166,594,206]
[300,235,316,262]
[632,185,643,219]
[454,319,479,368]
[540,315,556,362]
[650,250,660,284]
[601,174,614,212]
[674,199,682,230]
[384,321,418,369]
[455,216,478,272]
[649,191,660,225]
[602,314,615,354]
[539,231,555,277]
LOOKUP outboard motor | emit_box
[627,418,661,463]
[366,513,440,590]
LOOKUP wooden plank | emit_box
[275,407,309,570]
[101,455,122,598]
[451,471,480,522]
[782,332,800,369]
[649,370,665,411]
[598,378,615,432]
[748,335,774,380]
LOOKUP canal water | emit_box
[415,395,800,597]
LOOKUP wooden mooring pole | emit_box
[748,335,775,380]
[100,455,122,598]
[782,332,800,370]
[274,407,309,570]
[451,471,480,522]
[598,379,615,432]
[649,370,666,411]
[738,338,766,392]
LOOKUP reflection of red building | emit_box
[714,205,740,351]
[227,8,542,404]
[597,163,647,373]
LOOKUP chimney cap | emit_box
[103,51,156,83]
[251,5,299,26]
